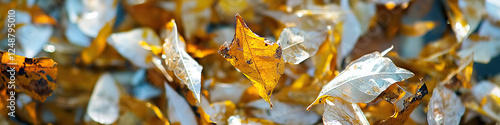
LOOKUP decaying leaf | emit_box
[277,27,327,64]
[163,20,203,102]
[108,28,161,68]
[0,51,57,102]
[164,82,198,125]
[323,99,369,125]
[218,14,285,107]
[379,84,428,125]
[246,99,320,125]
[427,86,465,125]
[87,73,120,124]
[308,46,414,110]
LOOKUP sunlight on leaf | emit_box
[427,86,465,125]
[278,27,327,64]
[323,99,369,125]
[87,73,120,124]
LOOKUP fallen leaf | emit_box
[164,82,198,125]
[471,80,500,121]
[80,21,114,65]
[246,99,320,125]
[163,20,203,102]
[277,27,327,64]
[120,94,170,124]
[323,99,369,125]
[86,73,120,124]
[108,28,161,68]
[378,83,428,125]
[458,20,500,64]
[227,115,276,125]
[443,0,485,42]
[427,86,465,125]
[308,46,414,110]
[218,14,285,107]
[0,51,57,102]
[16,23,53,58]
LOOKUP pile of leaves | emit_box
[1,0,500,124]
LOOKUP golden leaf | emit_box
[218,14,285,108]
[80,21,114,65]
[378,84,428,125]
[0,51,57,102]
[323,99,369,125]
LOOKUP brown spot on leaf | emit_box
[274,47,282,59]
[246,59,253,64]
[218,46,232,59]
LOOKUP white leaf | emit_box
[87,73,120,124]
[309,47,414,108]
[17,24,53,58]
[246,99,320,125]
[458,20,500,64]
[69,0,117,38]
[109,28,161,68]
[278,27,327,64]
[471,80,500,122]
[323,99,369,125]
[337,0,375,67]
[163,20,203,102]
[486,0,500,21]
[209,82,251,103]
[164,82,198,125]
[427,86,465,125]
[65,22,91,47]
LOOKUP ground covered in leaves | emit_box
[1,0,500,124]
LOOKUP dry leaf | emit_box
[246,99,320,125]
[87,73,120,124]
[80,21,114,65]
[378,84,428,125]
[0,51,57,102]
[164,82,198,125]
[427,86,465,125]
[66,0,117,38]
[108,28,161,68]
[443,0,485,42]
[218,14,285,107]
[16,24,53,58]
[308,46,414,109]
[471,80,500,121]
[163,20,203,102]
[277,27,327,64]
[458,20,500,64]
[323,99,369,125]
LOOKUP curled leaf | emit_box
[218,14,285,107]
[163,20,203,102]
[323,99,369,125]
[427,86,465,125]
[0,51,57,101]
[277,27,327,64]
[308,46,414,110]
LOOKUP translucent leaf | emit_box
[164,82,197,125]
[308,46,414,109]
[458,20,500,64]
[246,99,320,125]
[427,86,465,125]
[109,28,161,68]
[163,20,203,102]
[87,73,120,124]
[67,0,117,38]
[443,0,485,42]
[278,27,327,64]
[218,14,285,107]
[471,80,500,121]
[323,99,369,125]
[17,24,53,58]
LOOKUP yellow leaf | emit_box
[378,84,428,125]
[0,51,57,102]
[80,20,114,65]
[218,14,285,108]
